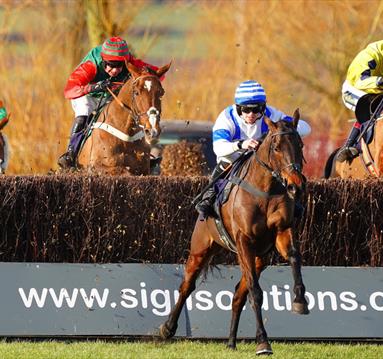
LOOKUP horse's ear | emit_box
[126,60,141,78]
[156,61,172,78]
[292,108,300,129]
[264,116,277,131]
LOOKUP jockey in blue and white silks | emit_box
[212,81,311,164]
[195,80,311,220]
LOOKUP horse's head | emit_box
[263,109,305,198]
[125,61,171,144]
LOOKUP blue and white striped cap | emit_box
[234,80,266,105]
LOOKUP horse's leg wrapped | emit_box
[275,228,309,315]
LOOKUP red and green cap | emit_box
[101,37,130,61]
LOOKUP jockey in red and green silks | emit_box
[58,36,160,170]
[0,101,9,130]
[338,40,383,162]
[0,100,9,174]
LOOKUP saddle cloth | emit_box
[212,152,254,253]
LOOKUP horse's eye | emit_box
[134,90,139,96]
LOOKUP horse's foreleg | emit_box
[227,256,266,350]
[159,230,218,340]
[236,234,272,355]
[275,228,309,315]
[227,275,247,350]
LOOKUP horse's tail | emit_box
[323,148,339,178]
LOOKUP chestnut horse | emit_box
[0,132,9,174]
[78,61,171,175]
[324,94,383,179]
[160,110,309,355]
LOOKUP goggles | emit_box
[103,60,124,69]
[241,103,266,114]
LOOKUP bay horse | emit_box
[77,61,171,175]
[324,94,383,179]
[160,110,309,355]
[0,132,8,174]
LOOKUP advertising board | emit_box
[0,263,382,338]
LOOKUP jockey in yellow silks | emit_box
[338,40,383,162]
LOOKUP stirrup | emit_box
[336,147,358,163]
[57,152,76,169]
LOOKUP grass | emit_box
[0,340,382,359]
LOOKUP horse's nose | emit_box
[144,127,159,140]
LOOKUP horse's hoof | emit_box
[256,341,273,355]
[226,342,237,350]
[292,301,310,315]
[159,323,177,339]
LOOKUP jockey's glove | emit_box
[88,79,112,93]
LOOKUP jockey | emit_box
[195,80,311,220]
[0,100,9,130]
[58,36,160,169]
[338,40,383,162]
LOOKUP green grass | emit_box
[0,340,382,359]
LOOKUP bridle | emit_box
[229,128,304,198]
[258,129,304,185]
[93,74,163,142]
[107,74,162,128]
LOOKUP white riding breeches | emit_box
[71,95,100,117]
[341,80,367,111]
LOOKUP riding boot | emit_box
[337,126,360,162]
[58,115,88,169]
[195,162,227,220]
